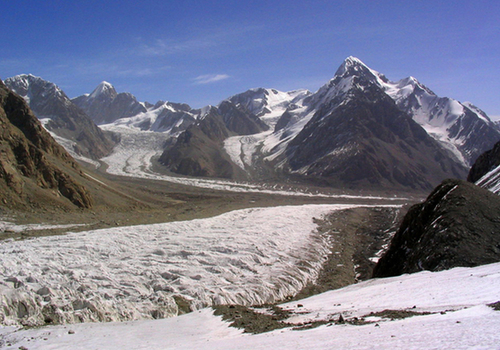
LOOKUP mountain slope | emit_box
[5,75,116,160]
[0,80,92,208]
[276,61,467,190]
[373,179,500,277]
[158,58,483,190]
[158,104,267,179]
[467,140,500,194]
[355,58,500,167]
[72,81,147,125]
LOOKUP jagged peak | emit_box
[199,104,215,119]
[6,74,54,88]
[5,74,67,102]
[89,81,117,99]
[334,56,371,76]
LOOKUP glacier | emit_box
[0,204,397,326]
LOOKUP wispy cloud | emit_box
[193,74,230,85]
[140,38,216,57]
[137,24,264,58]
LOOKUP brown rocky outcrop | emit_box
[0,80,92,208]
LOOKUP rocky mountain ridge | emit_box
[467,140,500,194]
[8,57,499,192]
[0,80,92,208]
[72,81,147,125]
[4,75,116,161]
[270,58,468,190]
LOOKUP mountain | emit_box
[0,79,92,208]
[72,81,147,125]
[159,57,469,191]
[270,58,467,190]
[352,57,500,167]
[4,75,116,160]
[372,178,500,277]
[467,140,500,194]
[158,102,269,179]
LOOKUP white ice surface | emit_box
[2,263,499,349]
[0,221,86,234]
[0,204,384,326]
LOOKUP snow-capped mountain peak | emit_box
[335,56,370,75]
[225,88,310,124]
[88,81,117,100]
[5,74,67,104]
[328,59,500,167]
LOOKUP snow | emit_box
[224,132,273,170]
[0,221,86,234]
[88,81,114,99]
[262,107,316,163]
[2,262,499,349]
[476,164,500,194]
[1,204,391,327]
[222,88,315,170]
[376,75,474,165]
[102,102,196,133]
[38,118,102,168]
[463,101,491,123]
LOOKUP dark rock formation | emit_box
[159,102,269,179]
[373,179,500,277]
[282,80,467,191]
[159,108,244,178]
[467,140,500,183]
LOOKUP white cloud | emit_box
[193,74,230,85]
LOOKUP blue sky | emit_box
[2,1,499,118]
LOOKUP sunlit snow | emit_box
[2,263,499,349]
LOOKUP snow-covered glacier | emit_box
[0,204,378,326]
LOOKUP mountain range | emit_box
[4,75,117,162]
[2,57,500,342]
[5,57,500,191]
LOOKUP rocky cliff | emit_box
[372,179,500,277]
[0,80,92,208]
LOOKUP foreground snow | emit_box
[2,263,499,349]
[1,204,383,326]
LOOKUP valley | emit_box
[1,56,500,348]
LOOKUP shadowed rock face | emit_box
[159,107,246,179]
[468,140,500,183]
[0,80,92,208]
[282,85,467,191]
[373,179,500,277]
[159,103,268,179]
